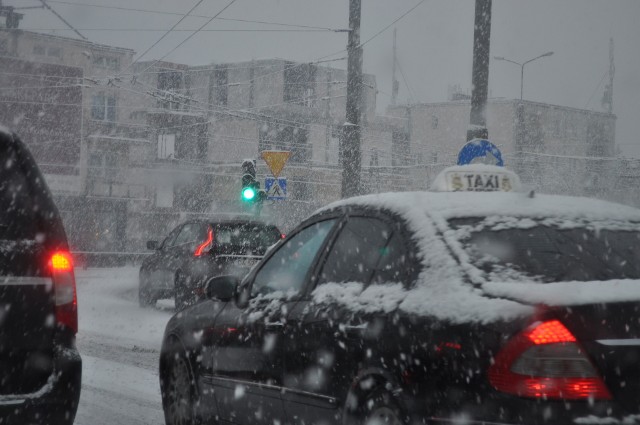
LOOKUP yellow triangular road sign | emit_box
[261,150,290,178]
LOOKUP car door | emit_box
[160,222,200,288]
[202,218,338,425]
[283,214,413,425]
[146,224,182,291]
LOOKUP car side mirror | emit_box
[146,240,159,250]
[205,275,239,302]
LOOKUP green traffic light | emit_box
[242,187,256,201]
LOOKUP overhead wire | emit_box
[40,0,346,32]
[117,0,207,77]
[133,0,239,78]
[18,28,338,33]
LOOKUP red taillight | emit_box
[194,228,214,257]
[51,252,73,271]
[488,320,611,400]
[49,251,77,334]
[525,320,576,345]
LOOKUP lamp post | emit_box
[494,51,554,100]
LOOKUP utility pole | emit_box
[391,28,399,106]
[602,37,615,114]
[467,0,492,142]
[0,1,24,29]
[341,0,363,198]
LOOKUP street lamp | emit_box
[494,51,554,100]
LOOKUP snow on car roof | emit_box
[312,191,640,324]
[320,190,640,223]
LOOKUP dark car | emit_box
[0,130,81,424]
[158,166,640,425]
[139,219,282,310]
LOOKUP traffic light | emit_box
[241,159,259,202]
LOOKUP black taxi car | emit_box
[139,219,282,310]
[159,165,640,425]
[0,130,81,424]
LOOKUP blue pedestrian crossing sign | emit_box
[264,177,287,200]
[457,139,504,166]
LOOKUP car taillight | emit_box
[194,228,214,257]
[488,320,611,400]
[50,251,77,334]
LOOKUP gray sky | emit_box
[11,0,640,156]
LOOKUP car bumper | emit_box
[407,390,640,425]
[0,346,81,425]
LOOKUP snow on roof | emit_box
[321,191,640,223]
[312,191,640,324]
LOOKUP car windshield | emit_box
[450,217,640,282]
[214,223,281,253]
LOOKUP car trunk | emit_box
[554,302,640,411]
[0,240,56,396]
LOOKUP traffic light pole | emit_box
[341,0,363,198]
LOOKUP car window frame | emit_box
[316,214,394,286]
[161,224,184,250]
[305,207,419,295]
[173,222,201,247]
[241,212,343,302]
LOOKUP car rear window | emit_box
[214,222,281,254]
[0,141,39,241]
[450,217,640,282]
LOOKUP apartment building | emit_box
[387,98,618,199]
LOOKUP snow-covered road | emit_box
[73,267,173,425]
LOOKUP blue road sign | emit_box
[457,139,504,166]
[264,177,287,200]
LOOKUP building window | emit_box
[259,124,310,164]
[47,47,62,58]
[91,94,116,122]
[88,152,119,178]
[157,134,176,159]
[284,62,317,107]
[156,184,174,208]
[157,71,184,110]
[213,67,228,106]
[326,127,340,165]
[93,55,119,70]
[88,153,103,177]
[392,130,409,167]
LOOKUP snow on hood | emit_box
[311,191,640,324]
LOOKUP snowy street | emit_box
[73,267,171,425]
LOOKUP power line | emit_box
[359,0,426,49]
[17,28,337,33]
[120,0,207,76]
[38,0,86,40]
[395,57,416,104]
[134,0,239,78]
[584,68,608,110]
[41,0,345,32]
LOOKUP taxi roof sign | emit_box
[431,165,522,193]
[458,139,504,167]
